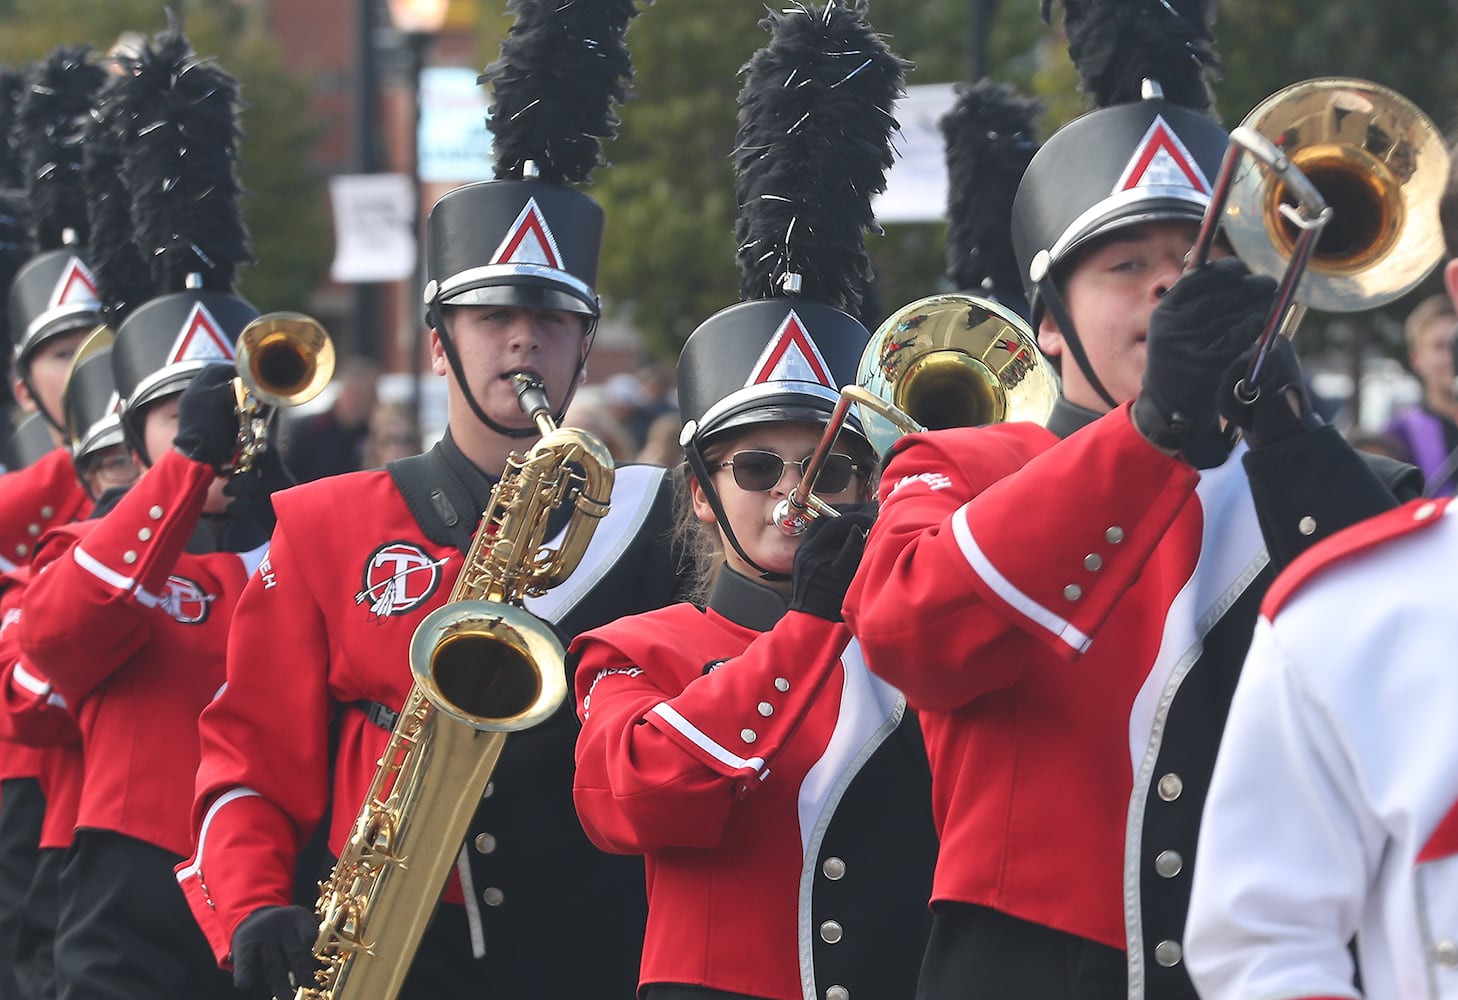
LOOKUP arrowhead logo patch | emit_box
[49,257,100,310]
[166,302,236,366]
[745,310,835,389]
[491,197,563,269]
[1114,116,1211,196]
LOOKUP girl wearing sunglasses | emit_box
[569,294,937,1000]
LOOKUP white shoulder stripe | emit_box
[175,786,262,882]
[952,502,1091,653]
[12,661,49,696]
[649,702,767,774]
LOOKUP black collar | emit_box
[1045,397,1105,440]
[707,565,789,633]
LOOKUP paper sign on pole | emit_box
[873,83,959,225]
[329,173,417,283]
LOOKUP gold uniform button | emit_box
[821,857,846,880]
[1106,526,1125,544]
[474,833,497,854]
[1154,850,1183,878]
[149,505,164,520]
[481,887,504,907]
[1157,773,1183,802]
[138,528,153,542]
[1154,940,1182,967]
[122,551,138,565]
[819,920,843,944]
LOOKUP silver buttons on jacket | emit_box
[481,781,495,799]
[740,728,757,744]
[149,505,164,520]
[481,887,504,906]
[1063,584,1082,602]
[819,920,843,944]
[821,857,846,880]
[1156,773,1183,802]
[774,677,790,692]
[1084,553,1103,571]
[825,987,850,1000]
[757,702,773,717]
[1435,938,1458,969]
[1154,850,1183,878]
[1154,940,1182,967]
[1106,526,1125,544]
[473,833,496,854]
[122,551,138,564]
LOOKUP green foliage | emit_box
[0,0,329,313]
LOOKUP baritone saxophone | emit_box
[296,373,614,1000]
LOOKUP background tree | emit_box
[0,0,329,314]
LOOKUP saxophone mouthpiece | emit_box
[509,371,551,420]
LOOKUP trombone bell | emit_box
[1222,78,1449,313]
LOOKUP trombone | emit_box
[1188,78,1448,401]
[775,294,1059,534]
[229,311,336,473]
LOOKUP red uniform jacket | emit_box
[844,404,1265,952]
[20,449,262,858]
[0,567,83,850]
[0,449,89,789]
[180,459,675,972]
[573,586,918,999]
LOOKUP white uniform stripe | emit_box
[12,662,49,696]
[649,703,767,774]
[951,503,1092,652]
[73,544,137,594]
[176,787,262,882]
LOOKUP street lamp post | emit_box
[386,0,450,435]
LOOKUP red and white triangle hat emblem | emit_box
[491,197,563,269]
[1113,116,1211,196]
[49,257,100,309]
[166,302,236,365]
[745,310,835,389]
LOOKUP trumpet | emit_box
[1187,78,1448,400]
[775,294,1059,534]
[229,311,336,473]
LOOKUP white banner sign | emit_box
[419,66,493,184]
[329,173,417,283]
[874,82,959,225]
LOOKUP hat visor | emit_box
[695,384,868,450]
[440,276,597,317]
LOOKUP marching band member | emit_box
[178,1,679,997]
[0,332,140,1000]
[570,6,935,999]
[1183,143,1458,1000]
[0,45,106,1000]
[19,30,279,999]
[843,0,1420,996]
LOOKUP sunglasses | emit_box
[716,449,864,494]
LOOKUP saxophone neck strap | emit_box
[387,431,498,555]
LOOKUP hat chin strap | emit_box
[1037,276,1120,412]
[684,442,791,584]
[431,305,598,440]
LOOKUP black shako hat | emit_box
[425,179,602,319]
[63,329,124,465]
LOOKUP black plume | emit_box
[941,78,1040,297]
[0,69,26,190]
[734,0,910,314]
[13,45,106,252]
[83,76,151,329]
[484,0,642,185]
[1046,0,1218,113]
[114,30,251,294]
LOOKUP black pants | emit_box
[14,846,63,1000]
[916,903,1128,1000]
[54,829,242,1000]
[0,777,44,1000]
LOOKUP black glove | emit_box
[231,905,320,1000]
[788,502,877,622]
[1132,257,1276,456]
[222,443,296,548]
[1218,333,1323,448]
[173,364,241,471]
